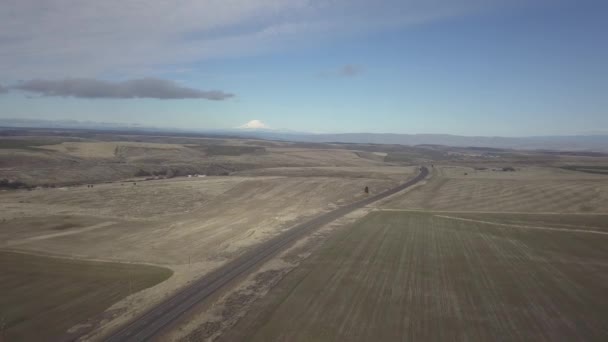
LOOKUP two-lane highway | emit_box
[104,167,429,342]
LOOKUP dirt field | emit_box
[0,175,402,264]
[233,166,415,181]
[166,206,376,342]
[224,211,608,341]
[383,166,608,212]
[2,130,607,341]
[0,137,388,186]
[0,166,409,339]
[0,132,419,340]
[433,211,608,233]
[38,141,188,159]
[0,251,171,342]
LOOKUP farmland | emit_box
[0,133,397,187]
[383,166,608,213]
[0,172,404,340]
[0,131,421,340]
[224,211,608,341]
[561,165,608,175]
[1,129,607,341]
[0,251,171,342]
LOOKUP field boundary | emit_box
[378,208,608,215]
[434,214,608,236]
[4,221,116,247]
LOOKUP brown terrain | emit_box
[1,128,607,341]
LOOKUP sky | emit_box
[0,0,607,136]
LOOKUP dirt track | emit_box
[103,167,429,342]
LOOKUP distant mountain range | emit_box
[238,131,608,152]
[1,118,607,152]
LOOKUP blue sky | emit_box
[0,0,606,136]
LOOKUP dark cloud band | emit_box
[13,78,234,100]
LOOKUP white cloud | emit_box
[238,120,270,129]
[0,0,521,80]
[13,78,233,100]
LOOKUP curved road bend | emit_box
[104,167,429,342]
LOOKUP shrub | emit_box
[0,179,29,189]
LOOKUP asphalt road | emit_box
[103,167,429,342]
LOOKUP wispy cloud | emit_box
[319,64,364,78]
[0,1,518,80]
[338,65,364,77]
[0,83,7,94]
[13,78,233,100]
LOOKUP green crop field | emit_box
[224,211,608,341]
[0,251,172,342]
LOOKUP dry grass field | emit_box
[383,166,608,213]
[0,141,411,340]
[233,166,415,181]
[0,175,401,264]
[38,141,188,159]
[0,174,409,336]
[0,136,390,187]
[224,211,608,342]
[1,130,607,341]
[0,251,171,342]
